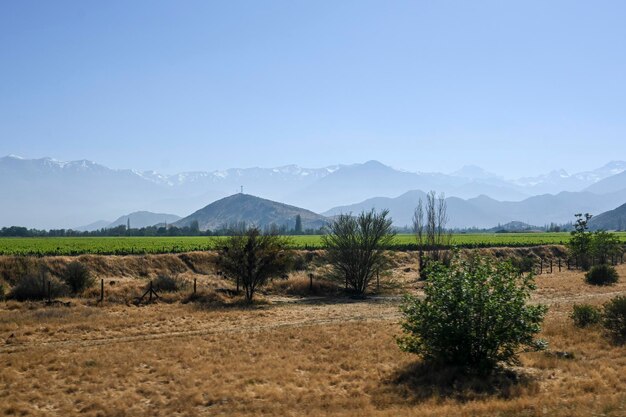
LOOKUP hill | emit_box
[174,194,328,231]
[108,211,181,229]
[589,203,626,231]
[325,189,626,229]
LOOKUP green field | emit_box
[1,232,625,256]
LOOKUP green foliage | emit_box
[570,304,602,327]
[602,296,626,344]
[294,214,303,234]
[568,213,593,270]
[397,253,547,372]
[585,264,619,286]
[151,274,188,292]
[590,230,622,265]
[0,233,624,256]
[9,271,67,301]
[217,228,292,301]
[322,209,395,295]
[63,261,94,294]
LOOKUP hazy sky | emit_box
[1,1,625,178]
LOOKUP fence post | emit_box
[149,281,153,302]
[550,259,553,274]
[100,279,104,302]
[558,258,561,272]
[540,259,543,275]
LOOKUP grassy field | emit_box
[1,257,625,416]
[2,232,625,256]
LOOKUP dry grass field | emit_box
[1,250,625,416]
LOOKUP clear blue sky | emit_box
[1,0,625,177]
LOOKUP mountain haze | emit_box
[107,211,181,229]
[2,154,626,229]
[325,189,626,228]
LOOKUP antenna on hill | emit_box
[240,185,243,194]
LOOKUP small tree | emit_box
[413,191,452,277]
[590,230,621,265]
[397,253,547,373]
[217,228,291,302]
[568,213,593,270]
[294,214,303,235]
[323,209,395,295]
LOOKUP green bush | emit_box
[603,296,626,344]
[150,274,188,292]
[9,273,67,301]
[398,254,547,373]
[585,264,619,286]
[63,261,94,294]
[570,304,602,327]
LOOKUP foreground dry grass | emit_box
[1,259,625,416]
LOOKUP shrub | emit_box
[585,264,619,286]
[9,273,67,301]
[217,228,292,302]
[151,274,188,292]
[397,253,547,373]
[323,209,395,295]
[570,304,602,327]
[511,256,535,274]
[292,254,308,271]
[63,261,94,294]
[603,296,626,344]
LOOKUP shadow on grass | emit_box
[371,361,539,406]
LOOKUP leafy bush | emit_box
[570,304,602,327]
[151,274,188,292]
[9,273,67,301]
[398,253,547,373]
[63,261,94,294]
[603,296,626,344]
[585,264,619,286]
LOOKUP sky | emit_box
[1,0,625,178]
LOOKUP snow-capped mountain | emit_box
[2,154,626,229]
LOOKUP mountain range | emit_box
[75,211,182,231]
[2,154,626,229]
[324,189,626,229]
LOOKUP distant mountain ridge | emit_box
[324,189,626,228]
[2,154,626,229]
[174,194,328,231]
[589,203,626,231]
[74,211,181,231]
[108,211,181,229]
